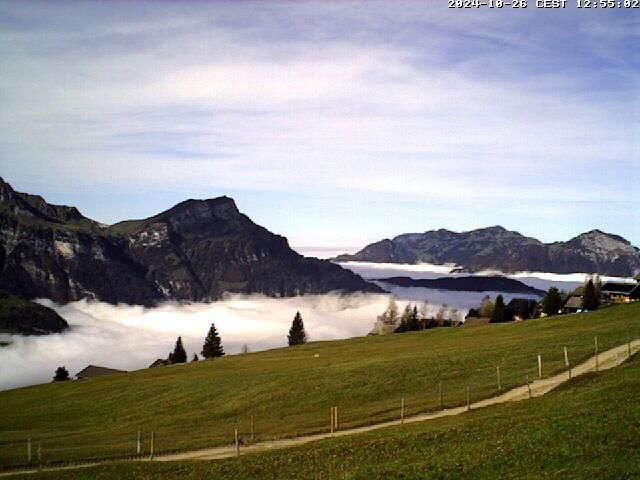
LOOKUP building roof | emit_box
[149,358,169,368]
[564,296,583,310]
[601,282,637,295]
[507,298,537,317]
[75,365,126,379]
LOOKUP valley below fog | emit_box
[0,255,633,390]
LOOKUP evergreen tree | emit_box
[582,279,600,311]
[409,305,420,331]
[542,287,562,316]
[53,366,70,382]
[288,311,307,346]
[202,323,225,359]
[396,304,413,333]
[491,295,511,323]
[170,336,187,364]
[192,353,199,362]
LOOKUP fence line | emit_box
[2,335,638,469]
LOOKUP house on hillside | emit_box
[563,295,584,314]
[601,280,640,304]
[506,298,538,321]
[75,365,127,380]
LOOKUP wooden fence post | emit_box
[526,375,531,399]
[496,366,501,391]
[564,347,569,367]
[595,336,599,372]
[235,428,239,457]
[149,431,155,460]
[537,354,542,379]
[400,398,405,424]
[628,337,632,359]
[335,406,339,431]
[466,386,470,411]
[250,415,255,441]
[27,437,31,464]
[330,407,334,435]
[137,429,141,455]
[37,443,41,469]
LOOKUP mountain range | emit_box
[0,177,381,306]
[335,226,640,277]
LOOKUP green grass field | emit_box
[1,302,639,470]
[17,349,640,480]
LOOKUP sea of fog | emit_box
[1,256,635,390]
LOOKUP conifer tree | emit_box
[202,323,225,359]
[53,366,70,382]
[192,353,199,362]
[582,279,600,311]
[170,336,187,364]
[542,287,562,316]
[491,295,511,323]
[288,311,307,346]
[396,304,413,333]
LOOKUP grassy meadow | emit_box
[1,302,639,469]
[18,350,640,480]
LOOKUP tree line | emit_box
[372,299,461,335]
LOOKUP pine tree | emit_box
[288,311,307,346]
[409,305,420,331]
[396,304,413,333]
[192,353,199,362]
[170,336,187,364]
[582,279,600,311]
[53,366,70,382]
[202,323,225,359]
[491,295,511,323]
[542,287,562,316]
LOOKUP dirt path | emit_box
[3,339,638,476]
[158,339,639,461]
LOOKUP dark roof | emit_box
[75,365,126,379]
[149,358,169,368]
[601,282,637,295]
[564,296,583,310]
[506,298,537,317]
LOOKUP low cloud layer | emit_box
[0,293,391,390]
[2,262,633,391]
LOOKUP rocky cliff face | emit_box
[335,226,640,276]
[0,177,381,305]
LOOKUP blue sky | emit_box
[0,1,638,248]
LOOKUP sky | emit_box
[0,1,638,248]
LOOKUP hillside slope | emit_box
[1,302,638,468]
[28,354,640,479]
[0,291,68,335]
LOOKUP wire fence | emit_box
[1,327,638,471]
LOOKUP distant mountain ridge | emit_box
[335,226,640,277]
[375,276,546,296]
[0,177,382,305]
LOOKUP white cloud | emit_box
[0,293,390,390]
